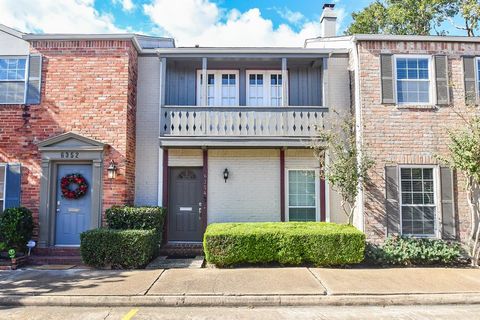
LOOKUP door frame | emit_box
[50,161,95,246]
[167,166,205,243]
[37,132,105,248]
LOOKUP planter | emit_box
[0,253,28,270]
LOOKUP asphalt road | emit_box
[1,305,480,320]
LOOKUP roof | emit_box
[308,34,480,43]
[22,33,175,52]
[0,24,25,39]
[156,47,349,58]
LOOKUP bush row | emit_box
[0,207,33,253]
[203,222,365,267]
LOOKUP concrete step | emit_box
[159,243,204,257]
[33,247,80,257]
[28,255,83,266]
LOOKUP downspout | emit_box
[352,36,365,232]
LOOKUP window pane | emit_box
[289,208,316,222]
[288,170,317,221]
[400,167,436,235]
[0,166,4,199]
[396,57,430,103]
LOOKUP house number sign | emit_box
[60,151,80,159]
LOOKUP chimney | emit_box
[320,3,337,37]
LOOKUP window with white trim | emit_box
[288,170,317,222]
[246,70,285,106]
[0,57,28,104]
[197,70,239,106]
[476,58,480,96]
[395,56,431,104]
[0,164,5,213]
[400,167,436,236]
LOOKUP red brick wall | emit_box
[357,40,480,242]
[0,39,138,236]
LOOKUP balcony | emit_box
[160,106,327,147]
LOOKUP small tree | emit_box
[311,114,374,225]
[439,111,480,266]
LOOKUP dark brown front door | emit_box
[168,167,204,242]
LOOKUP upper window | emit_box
[246,70,285,107]
[288,170,318,222]
[0,58,28,104]
[197,70,239,106]
[0,164,5,213]
[395,56,431,104]
[400,167,436,236]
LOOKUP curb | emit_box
[1,293,480,307]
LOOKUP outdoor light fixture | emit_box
[223,168,229,183]
[107,160,118,180]
[26,240,36,256]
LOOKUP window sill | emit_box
[395,104,437,110]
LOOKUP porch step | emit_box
[33,247,80,256]
[159,243,204,257]
[28,255,83,266]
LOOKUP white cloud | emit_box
[0,0,122,33]
[275,7,305,25]
[113,0,135,12]
[144,0,321,47]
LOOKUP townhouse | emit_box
[0,4,477,257]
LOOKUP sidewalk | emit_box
[1,267,480,307]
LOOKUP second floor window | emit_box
[0,57,28,104]
[395,56,431,104]
[197,70,239,106]
[247,70,285,107]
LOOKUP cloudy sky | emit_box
[0,0,467,47]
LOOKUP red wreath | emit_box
[61,173,89,200]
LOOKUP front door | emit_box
[168,167,203,242]
[55,164,92,246]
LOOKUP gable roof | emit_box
[37,132,106,151]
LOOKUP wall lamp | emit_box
[107,160,118,180]
[223,168,229,183]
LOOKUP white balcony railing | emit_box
[161,106,326,137]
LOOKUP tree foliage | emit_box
[345,0,468,36]
[439,112,480,266]
[311,115,374,225]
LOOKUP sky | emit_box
[0,0,469,47]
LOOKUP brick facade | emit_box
[0,39,138,237]
[357,40,480,242]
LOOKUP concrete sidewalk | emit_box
[1,267,480,306]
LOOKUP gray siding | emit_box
[165,60,323,106]
[0,31,29,56]
[135,56,161,206]
[326,54,351,115]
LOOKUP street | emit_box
[1,305,480,320]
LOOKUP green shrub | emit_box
[105,206,166,231]
[0,207,34,252]
[80,228,160,269]
[365,236,465,266]
[203,222,365,267]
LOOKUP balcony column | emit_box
[322,57,328,108]
[159,57,167,107]
[281,58,289,107]
[202,57,208,106]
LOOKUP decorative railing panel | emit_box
[161,106,326,137]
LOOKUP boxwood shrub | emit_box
[105,206,166,231]
[365,236,465,266]
[203,222,365,267]
[0,207,34,253]
[80,229,159,269]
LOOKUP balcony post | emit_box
[202,57,208,106]
[322,57,328,108]
[281,58,289,107]
[159,57,167,107]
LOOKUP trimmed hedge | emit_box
[105,206,166,231]
[365,236,465,266]
[203,222,365,267]
[0,207,34,253]
[80,228,159,269]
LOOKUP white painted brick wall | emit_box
[134,57,160,205]
[207,149,281,223]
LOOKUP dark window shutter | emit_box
[26,54,42,105]
[463,56,477,105]
[5,164,21,209]
[435,55,450,106]
[385,166,400,235]
[440,166,456,240]
[380,54,395,104]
